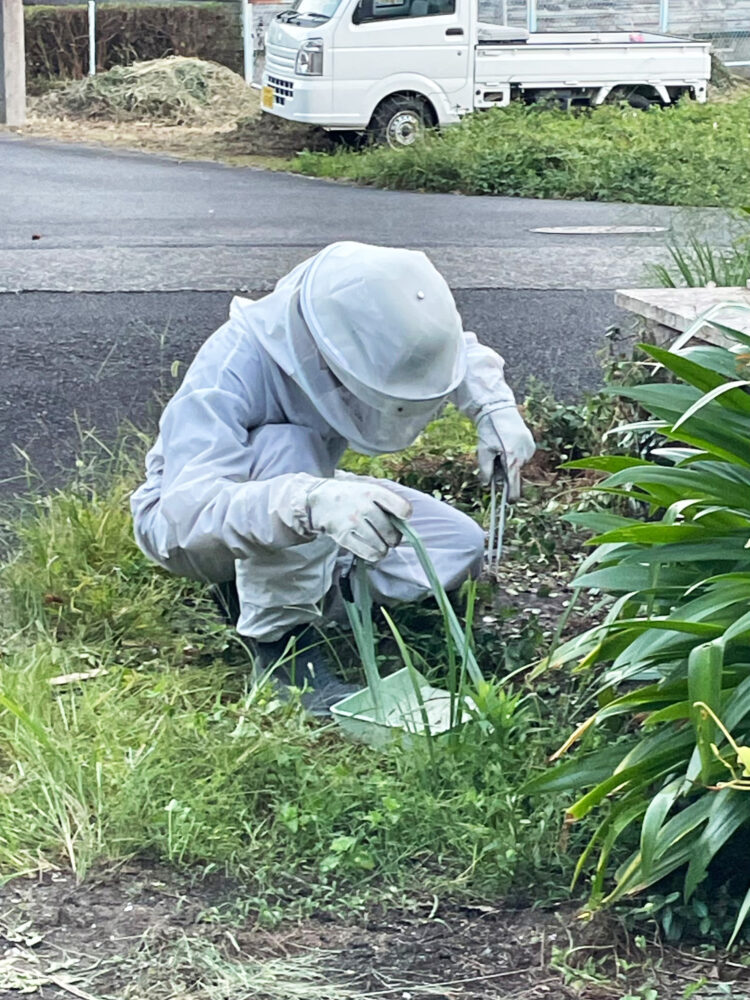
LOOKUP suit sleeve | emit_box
[451,331,518,422]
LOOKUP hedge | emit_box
[25,3,242,82]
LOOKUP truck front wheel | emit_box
[369,95,433,149]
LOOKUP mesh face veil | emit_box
[236,242,468,454]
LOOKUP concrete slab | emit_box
[615,286,750,347]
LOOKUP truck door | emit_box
[331,0,472,124]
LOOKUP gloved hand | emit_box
[476,405,536,500]
[306,478,412,563]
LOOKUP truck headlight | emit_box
[296,38,324,76]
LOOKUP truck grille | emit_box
[266,46,297,75]
[268,74,294,106]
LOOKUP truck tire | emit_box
[369,95,433,149]
[606,88,656,109]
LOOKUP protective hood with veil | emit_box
[240,241,468,455]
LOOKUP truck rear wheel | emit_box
[369,95,433,149]
[606,87,657,109]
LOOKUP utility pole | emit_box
[0,0,26,125]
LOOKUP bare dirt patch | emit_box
[2,864,749,999]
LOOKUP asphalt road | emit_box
[0,134,732,496]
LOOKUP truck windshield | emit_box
[278,0,343,24]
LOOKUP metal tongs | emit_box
[486,456,508,577]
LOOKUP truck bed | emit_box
[475,32,711,89]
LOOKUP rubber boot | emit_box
[254,625,358,717]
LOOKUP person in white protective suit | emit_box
[131,242,535,713]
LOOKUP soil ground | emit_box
[3,83,329,166]
[2,864,749,999]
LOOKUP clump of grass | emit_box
[651,208,750,288]
[292,98,750,207]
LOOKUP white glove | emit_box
[476,405,536,500]
[306,478,412,563]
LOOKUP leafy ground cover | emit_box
[292,95,750,207]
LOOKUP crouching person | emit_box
[131,242,535,713]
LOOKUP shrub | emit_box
[527,310,750,943]
[293,99,750,208]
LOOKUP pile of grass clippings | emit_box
[33,56,257,126]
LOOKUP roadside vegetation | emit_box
[293,95,750,207]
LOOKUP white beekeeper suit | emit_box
[131,242,535,643]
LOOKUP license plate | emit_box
[261,85,274,109]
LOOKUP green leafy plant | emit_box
[526,308,750,944]
[292,99,750,208]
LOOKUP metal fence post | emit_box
[88,0,96,76]
[659,0,669,33]
[242,0,254,85]
[527,0,537,32]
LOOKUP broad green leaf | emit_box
[573,564,696,594]
[564,456,654,472]
[640,776,683,880]
[612,795,714,898]
[588,796,651,901]
[683,345,743,380]
[593,524,718,546]
[673,380,750,432]
[599,466,750,512]
[619,536,750,564]
[688,641,724,784]
[642,344,750,413]
[721,608,750,645]
[521,743,630,796]
[722,675,750,732]
[644,701,691,726]
[564,512,641,534]
[567,741,695,822]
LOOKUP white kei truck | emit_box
[260,0,712,147]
